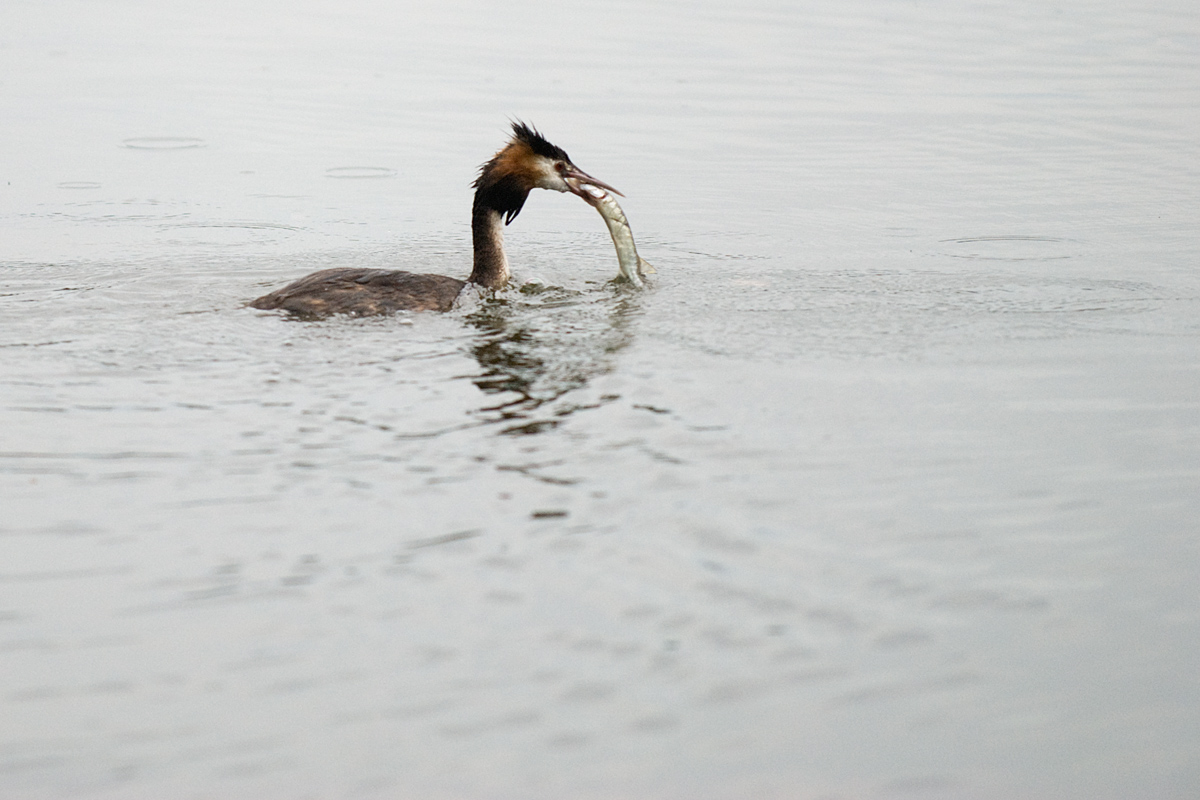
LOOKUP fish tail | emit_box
[637,257,656,275]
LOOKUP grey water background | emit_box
[3,0,1199,797]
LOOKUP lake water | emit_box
[2,1,1199,798]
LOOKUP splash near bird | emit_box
[249,122,648,317]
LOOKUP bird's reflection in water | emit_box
[465,284,641,435]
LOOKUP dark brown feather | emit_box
[249,268,466,316]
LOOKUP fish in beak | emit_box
[561,165,624,202]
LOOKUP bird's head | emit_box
[473,122,622,224]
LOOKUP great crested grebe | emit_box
[249,122,622,316]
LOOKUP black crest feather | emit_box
[510,121,571,163]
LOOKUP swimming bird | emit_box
[248,122,621,316]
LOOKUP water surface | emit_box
[2,1,1199,798]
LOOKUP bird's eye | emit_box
[554,161,567,174]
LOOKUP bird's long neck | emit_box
[469,199,510,288]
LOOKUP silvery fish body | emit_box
[582,187,654,288]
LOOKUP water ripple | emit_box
[325,166,397,179]
[121,136,205,150]
[938,235,1083,261]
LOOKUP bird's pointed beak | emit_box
[562,165,624,200]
